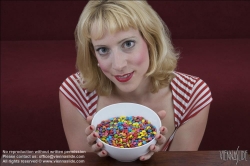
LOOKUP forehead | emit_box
[90,18,139,37]
[88,8,137,41]
[91,21,133,39]
[91,28,140,44]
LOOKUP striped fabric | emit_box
[162,72,213,150]
[59,73,98,118]
[59,72,212,151]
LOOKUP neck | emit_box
[112,77,153,104]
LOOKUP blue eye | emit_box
[122,40,135,49]
[96,47,109,55]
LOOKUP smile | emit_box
[114,72,134,82]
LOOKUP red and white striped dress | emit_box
[59,72,213,151]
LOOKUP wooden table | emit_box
[1,151,249,166]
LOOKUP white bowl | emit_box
[91,103,161,162]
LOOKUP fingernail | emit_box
[141,157,145,161]
[93,133,97,137]
[90,126,93,130]
[97,143,101,147]
[102,151,105,155]
[162,128,165,132]
[153,146,155,150]
[158,135,161,139]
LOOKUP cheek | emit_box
[95,55,111,73]
[98,62,110,73]
[134,44,149,66]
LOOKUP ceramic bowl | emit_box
[91,103,161,162]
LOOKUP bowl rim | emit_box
[91,102,162,149]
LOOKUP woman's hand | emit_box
[85,116,108,157]
[139,110,168,161]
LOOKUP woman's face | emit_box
[91,28,150,93]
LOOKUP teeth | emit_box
[119,74,129,78]
[123,74,129,78]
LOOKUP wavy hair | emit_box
[75,0,179,95]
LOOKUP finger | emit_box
[85,125,95,136]
[91,141,103,152]
[157,110,166,120]
[150,144,157,152]
[155,134,167,145]
[86,116,93,125]
[140,151,154,161]
[149,144,161,152]
[97,150,108,157]
[86,132,99,145]
[159,126,168,135]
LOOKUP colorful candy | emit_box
[96,116,157,148]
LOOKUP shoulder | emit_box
[170,72,213,126]
[59,72,83,95]
[59,72,98,118]
[172,72,199,86]
[60,72,88,94]
[171,72,211,97]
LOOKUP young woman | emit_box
[59,0,212,161]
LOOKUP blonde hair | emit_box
[75,0,179,95]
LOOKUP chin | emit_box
[115,84,137,93]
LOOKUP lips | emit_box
[114,72,134,82]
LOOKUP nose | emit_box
[112,51,127,71]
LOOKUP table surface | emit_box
[1,151,249,166]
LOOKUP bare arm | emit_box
[59,91,91,151]
[169,104,210,151]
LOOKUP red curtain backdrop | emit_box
[1,1,250,40]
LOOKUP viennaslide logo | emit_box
[220,146,248,165]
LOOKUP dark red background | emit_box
[1,1,250,154]
[2,1,250,40]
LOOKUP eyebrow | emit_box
[117,36,136,44]
[93,36,136,48]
